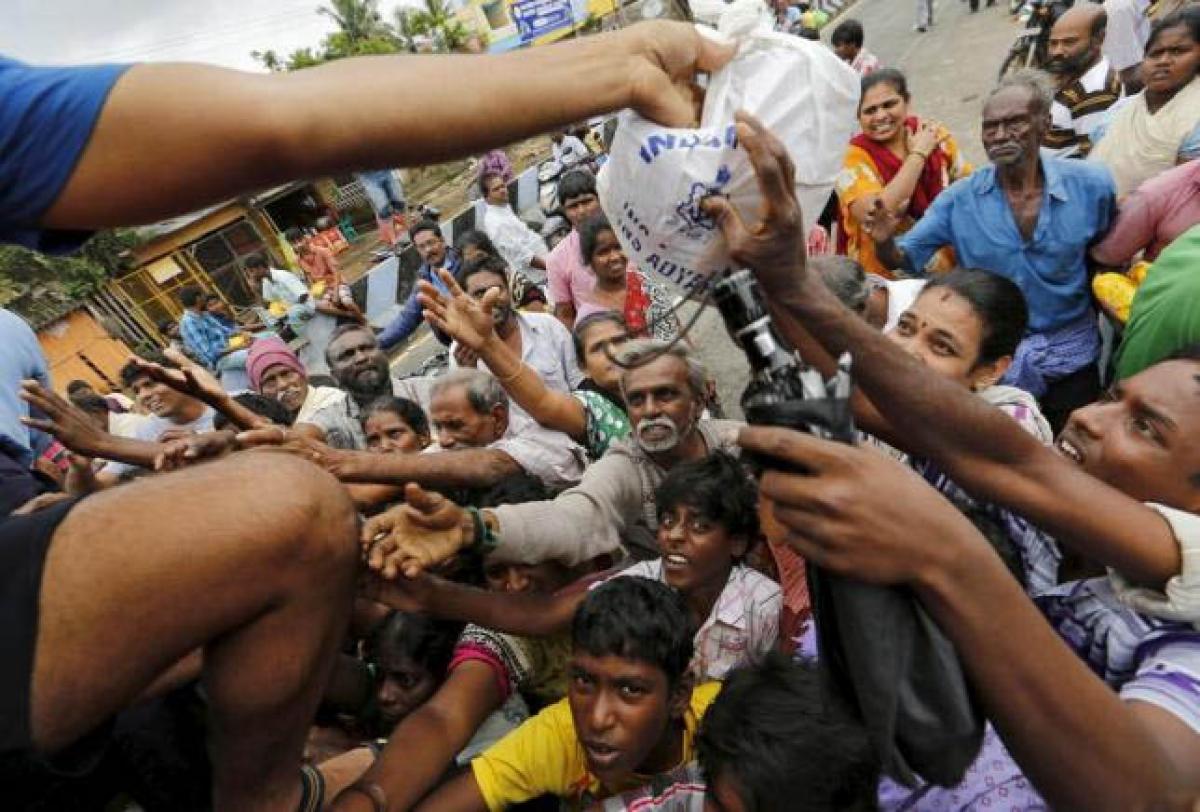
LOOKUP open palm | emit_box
[419,268,499,351]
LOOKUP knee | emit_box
[238,453,359,576]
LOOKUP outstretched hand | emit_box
[740,425,986,586]
[622,22,736,128]
[128,348,227,408]
[700,112,806,297]
[19,380,108,458]
[862,197,902,244]
[362,483,471,579]
[155,429,238,472]
[358,569,439,614]
[235,426,350,475]
[419,268,500,352]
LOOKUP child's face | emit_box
[656,504,745,593]
[567,652,686,786]
[482,557,572,595]
[375,652,439,727]
[364,411,428,455]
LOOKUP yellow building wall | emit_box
[38,310,134,395]
[459,0,617,50]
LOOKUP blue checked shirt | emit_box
[179,310,233,369]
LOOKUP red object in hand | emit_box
[624,271,651,337]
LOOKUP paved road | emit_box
[390,3,1018,415]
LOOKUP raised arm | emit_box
[366,572,584,639]
[703,113,1179,587]
[40,23,733,231]
[129,350,272,432]
[420,270,589,442]
[20,381,161,469]
[333,446,523,490]
[741,426,1199,810]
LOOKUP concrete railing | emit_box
[351,162,547,331]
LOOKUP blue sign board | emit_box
[510,0,577,42]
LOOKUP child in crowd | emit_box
[368,452,782,681]
[326,485,593,810]
[597,652,880,811]
[413,577,720,811]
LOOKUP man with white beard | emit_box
[363,339,744,566]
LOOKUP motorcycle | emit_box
[997,0,1072,78]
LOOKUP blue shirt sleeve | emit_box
[0,57,130,252]
[378,266,435,350]
[895,187,957,276]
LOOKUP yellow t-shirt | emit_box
[471,681,721,812]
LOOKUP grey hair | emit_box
[811,256,869,313]
[616,339,708,399]
[430,368,509,415]
[989,69,1055,118]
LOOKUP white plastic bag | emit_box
[597,20,860,294]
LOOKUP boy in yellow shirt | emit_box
[412,577,718,811]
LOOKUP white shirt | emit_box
[884,278,927,333]
[604,560,782,681]
[261,268,309,306]
[552,135,591,169]
[101,408,215,477]
[489,413,587,490]
[482,203,549,282]
[296,385,363,450]
[450,312,584,412]
[1102,0,1150,72]
[426,408,587,491]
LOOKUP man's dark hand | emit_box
[128,348,228,408]
[740,425,988,587]
[19,380,109,458]
[155,429,238,471]
[235,426,351,474]
[362,484,472,579]
[700,112,806,297]
[862,197,902,245]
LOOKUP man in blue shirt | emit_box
[0,309,54,514]
[377,219,460,350]
[870,72,1117,432]
[177,285,235,369]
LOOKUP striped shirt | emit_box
[1045,58,1124,159]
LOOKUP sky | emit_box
[3,0,420,73]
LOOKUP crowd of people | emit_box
[2,3,1200,811]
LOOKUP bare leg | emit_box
[29,452,358,812]
[376,215,397,246]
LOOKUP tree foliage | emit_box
[0,229,141,325]
[252,0,481,70]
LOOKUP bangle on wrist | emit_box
[909,150,929,162]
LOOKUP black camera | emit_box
[712,268,855,443]
[712,266,983,788]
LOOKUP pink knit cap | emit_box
[246,336,306,392]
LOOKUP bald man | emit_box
[1044,4,1125,158]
